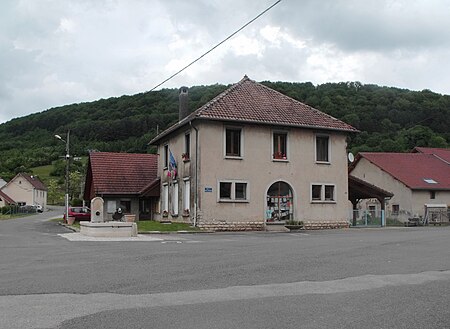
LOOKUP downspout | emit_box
[190,121,199,227]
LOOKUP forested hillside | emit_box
[0,80,448,180]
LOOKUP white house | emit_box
[0,173,47,209]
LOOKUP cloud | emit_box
[1,0,450,124]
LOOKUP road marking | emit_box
[1,270,449,329]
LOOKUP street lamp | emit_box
[55,131,70,222]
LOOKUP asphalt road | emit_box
[1,209,449,328]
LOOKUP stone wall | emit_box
[303,220,350,230]
[196,220,350,231]
[197,221,265,232]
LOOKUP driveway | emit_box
[0,212,449,328]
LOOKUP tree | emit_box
[47,179,63,205]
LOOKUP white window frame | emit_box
[162,183,169,212]
[315,134,331,164]
[311,184,322,201]
[217,180,249,203]
[310,183,336,203]
[272,130,289,162]
[183,178,190,212]
[223,126,244,159]
[163,144,169,169]
[172,182,179,216]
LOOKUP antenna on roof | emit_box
[348,152,355,163]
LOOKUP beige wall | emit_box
[157,121,350,224]
[411,190,450,217]
[101,197,140,221]
[351,158,449,219]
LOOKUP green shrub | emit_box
[71,198,83,207]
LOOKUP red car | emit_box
[63,207,91,221]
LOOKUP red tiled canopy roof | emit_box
[0,190,16,205]
[151,76,357,143]
[413,147,450,163]
[354,152,450,190]
[87,152,158,195]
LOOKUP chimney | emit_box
[179,86,189,121]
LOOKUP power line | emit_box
[149,0,282,92]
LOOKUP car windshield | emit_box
[71,207,90,213]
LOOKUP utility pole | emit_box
[55,131,70,221]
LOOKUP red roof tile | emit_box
[21,173,48,191]
[195,76,357,131]
[88,152,158,194]
[3,173,48,191]
[355,152,450,190]
[151,76,357,143]
[413,147,450,163]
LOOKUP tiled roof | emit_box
[21,173,47,191]
[413,147,450,163]
[88,152,158,194]
[354,152,450,190]
[151,76,357,144]
[0,190,15,204]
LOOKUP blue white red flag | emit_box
[168,150,177,178]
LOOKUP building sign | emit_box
[204,187,213,192]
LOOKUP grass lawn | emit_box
[56,219,199,232]
[0,213,33,220]
[30,164,54,182]
[137,221,199,232]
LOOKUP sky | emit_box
[1,0,450,124]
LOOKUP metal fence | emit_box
[350,208,450,227]
[350,209,385,227]
[0,205,40,218]
[425,207,449,226]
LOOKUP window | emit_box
[162,184,169,212]
[235,183,247,200]
[218,181,248,202]
[392,204,399,215]
[163,144,169,169]
[316,135,329,162]
[324,185,335,201]
[183,133,190,161]
[311,184,336,202]
[107,200,116,213]
[369,205,376,218]
[219,182,232,199]
[225,128,242,157]
[120,200,131,213]
[183,179,190,212]
[430,191,436,199]
[311,185,322,201]
[273,132,287,160]
[172,182,179,215]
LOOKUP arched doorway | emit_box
[266,181,294,223]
